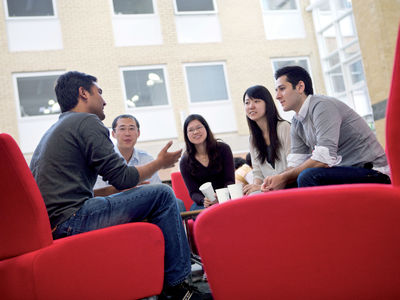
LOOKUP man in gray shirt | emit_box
[261,66,390,191]
[30,71,210,299]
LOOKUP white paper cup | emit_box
[216,188,230,204]
[199,182,216,201]
[228,183,244,199]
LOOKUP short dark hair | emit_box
[55,71,97,112]
[246,152,252,167]
[234,157,246,170]
[274,66,314,96]
[112,114,140,131]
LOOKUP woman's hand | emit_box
[243,183,261,195]
[204,196,218,208]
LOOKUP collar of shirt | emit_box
[114,145,137,165]
[294,95,312,122]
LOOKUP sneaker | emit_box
[159,281,213,300]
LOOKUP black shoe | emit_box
[159,281,213,300]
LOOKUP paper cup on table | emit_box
[228,183,244,199]
[216,188,230,204]
[199,182,216,201]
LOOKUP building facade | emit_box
[0,0,398,163]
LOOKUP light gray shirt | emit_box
[287,95,389,175]
[95,146,161,189]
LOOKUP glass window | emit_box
[349,60,365,84]
[272,58,310,73]
[339,14,356,46]
[185,64,228,103]
[322,25,338,54]
[325,52,340,68]
[16,75,60,117]
[334,0,352,10]
[6,0,54,17]
[112,0,154,15]
[328,66,345,93]
[262,0,297,10]
[343,42,359,58]
[175,0,215,13]
[122,68,169,108]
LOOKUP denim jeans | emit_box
[53,184,191,286]
[297,166,391,187]
[190,202,205,211]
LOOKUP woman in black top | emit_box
[180,114,235,210]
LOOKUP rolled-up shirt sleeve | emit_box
[310,101,342,166]
[288,121,311,168]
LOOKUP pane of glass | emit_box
[17,75,60,117]
[343,42,359,58]
[186,65,228,102]
[322,25,338,54]
[123,69,168,107]
[113,0,154,15]
[329,66,345,93]
[7,0,54,17]
[325,53,340,68]
[273,59,310,73]
[339,15,356,46]
[352,88,372,117]
[262,0,297,10]
[175,0,214,12]
[334,0,352,10]
[349,60,365,84]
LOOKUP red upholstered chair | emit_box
[171,171,194,211]
[386,23,400,186]
[195,185,400,299]
[0,133,165,300]
[194,24,400,300]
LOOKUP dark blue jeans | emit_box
[297,166,391,187]
[53,184,191,286]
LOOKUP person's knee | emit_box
[297,168,321,187]
[153,184,177,205]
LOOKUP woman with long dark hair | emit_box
[180,114,235,210]
[243,85,291,195]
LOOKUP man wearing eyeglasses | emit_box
[94,114,186,212]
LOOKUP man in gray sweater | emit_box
[261,66,390,191]
[30,71,210,300]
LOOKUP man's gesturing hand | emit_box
[157,141,182,169]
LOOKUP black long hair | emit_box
[183,114,222,175]
[243,85,284,165]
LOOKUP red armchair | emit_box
[171,171,194,211]
[0,133,165,300]
[195,185,400,299]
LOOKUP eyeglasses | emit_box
[187,125,204,134]
[115,126,138,132]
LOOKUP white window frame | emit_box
[270,56,312,77]
[13,70,64,120]
[173,0,218,15]
[3,0,57,20]
[183,61,231,106]
[308,0,373,121]
[120,65,172,111]
[261,0,299,12]
[110,0,157,17]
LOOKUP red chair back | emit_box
[195,185,400,299]
[0,133,52,260]
[386,23,400,186]
[171,171,193,211]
